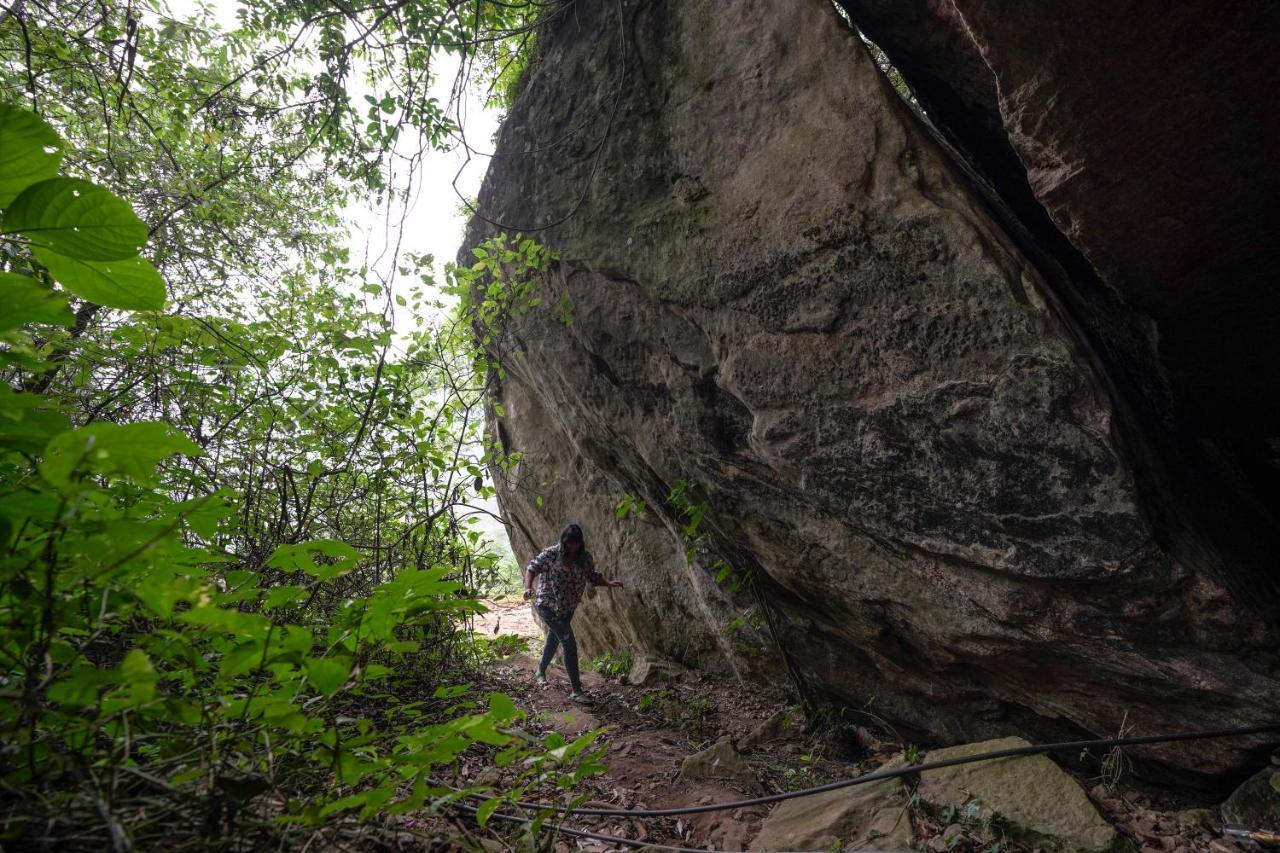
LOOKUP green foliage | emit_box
[0,108,164,312]
[636,688,715,742]
[0,0,577,842]
[615,493,647,519]
[667,479,755,594]
[0,106,63,205]
[448,231,559,363]
[473,538,524,598]
[588,648,632,680]
[0,105,556,846]
[480,633,530,659]
[781,752,837,791]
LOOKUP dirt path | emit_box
[464,600,1245,852]
[470,599,792,849]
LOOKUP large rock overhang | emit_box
[462,0,1280,783]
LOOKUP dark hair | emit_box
[559,523,585,551]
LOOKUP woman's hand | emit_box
[607,579,624,589]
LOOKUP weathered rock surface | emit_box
[918,737,1123,852]
[753,771,914,851]
[678,737,761,791]
[836,0,1280,622]
[465,0,1280,780]
[1221,767,1280,827]
[840,0,1280,441]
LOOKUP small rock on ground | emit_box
[678,736,761,791]
[1221,766,1280,827]
[752,764,913,851]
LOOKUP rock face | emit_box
[464,0,1280,780]
[838,0,1280,442]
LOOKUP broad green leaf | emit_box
[279,625,313,655]
[264,585,307,608]
[175,491,234,539]
[434,684,470,700]
[0,271,74,330]
[476,795,503,827]
[0,106,63,206]
[487,691,520,722]
[3,178,147,260]
[266,539,359,580]
[222,640,266,676]
[47,666,110,706]
[35,247,165,310]
[304,656,349,697]
[119,649,158,703]
[132,568,204,619]
[0,387,71,453]
[41,421,203,489]
[178,604,271,638]
[318,793,369,818]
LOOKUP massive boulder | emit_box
[463,0,1280,780]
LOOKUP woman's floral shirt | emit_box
[527,545,603,616]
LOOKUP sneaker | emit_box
[535,670,547,686]
[569,690,592,704]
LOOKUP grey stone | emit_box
[1172,809,1215,830]
[738,707,806,751]
[835,0,1280,538]
[753,769,914,851]
[627,656,683,686]
[678,736,761,791]
[1221,767,1280,828]
[918,737,1123,852]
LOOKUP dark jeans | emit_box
[536,605,581,692]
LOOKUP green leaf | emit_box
[0,387,70,453]
[119,648,158,702]
[47,666,110,706]
[487,691,520,722]
[175,491,234,539]
[304,656,350,697]
[318,793,368,818]
[476,795,503,827]
[266,539,359,581]
[222,640,265,676]
[434,684,470,699]
[40,421,204,489]
[35,247,165,311]
[3,178,147,260]
[0,106,63,207]
[264,585,307,608]
[0,271,73,331]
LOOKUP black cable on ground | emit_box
[471,722,1280,819]
[449,800,711,852]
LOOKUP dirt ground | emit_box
[455,599,1255,852]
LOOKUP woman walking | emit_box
[523,523,624,702]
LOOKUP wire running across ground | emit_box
[462,722,1280,819]
[450,800,713,852]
